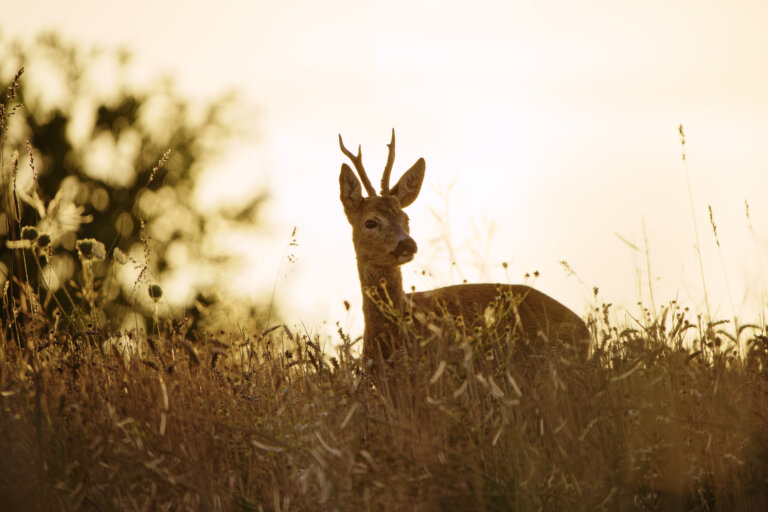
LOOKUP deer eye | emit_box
[364,219,378,229]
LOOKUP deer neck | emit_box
[357,261,409,361]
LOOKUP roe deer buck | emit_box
[339,130,590,365]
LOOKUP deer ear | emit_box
[390,158,425,208]
[340,163,363,212]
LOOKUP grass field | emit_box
[2,287,768,510]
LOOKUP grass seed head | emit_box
[7,67,24,100]
[148,284,163,302]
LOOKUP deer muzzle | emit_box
[391,237,418,262]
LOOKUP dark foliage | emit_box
[0,33,267,336]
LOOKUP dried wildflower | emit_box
[76,238,106,261]
[76,239,93,257]
[21,226,38,241]
[36,233,51,248]
[148,284,163,301]
[113,247,128,265]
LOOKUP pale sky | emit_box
[4,0,768,338]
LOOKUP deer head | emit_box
[339,129,426,268]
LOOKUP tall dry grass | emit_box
[2,290,768,510]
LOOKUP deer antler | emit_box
[380,129,396,195]
[339,134,377,197]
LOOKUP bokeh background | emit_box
[3,0,768,339]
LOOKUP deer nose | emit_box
[392,237,418,259]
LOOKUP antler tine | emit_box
[339,134,377,197]
[380,128,396,195]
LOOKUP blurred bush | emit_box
[1,32,268,334]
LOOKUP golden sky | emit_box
[4,0,768,335]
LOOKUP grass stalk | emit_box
[679,124,711,320]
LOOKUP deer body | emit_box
[339,131,589,364]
